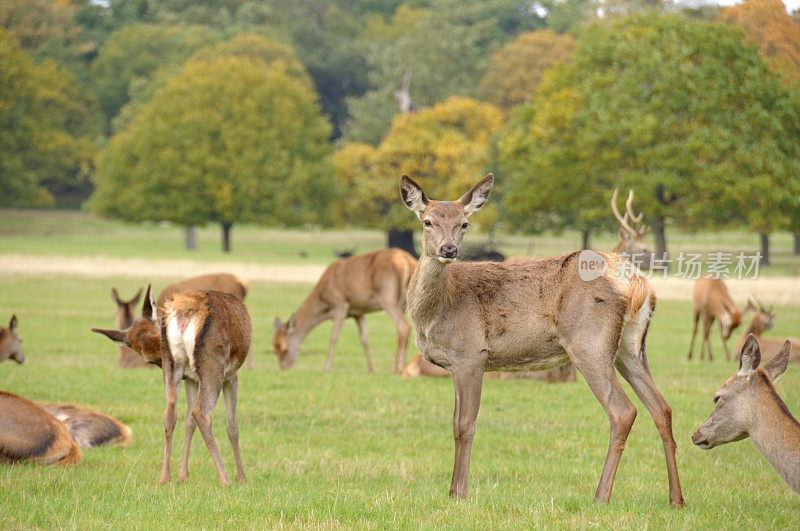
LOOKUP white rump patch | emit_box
[166,316,198,373]
[619,294,651,358]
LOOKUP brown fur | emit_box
[400,174,683,506]
[734,308,800,365]
[38,403,132,449]
[157,273,248,307]
[403,353,576,382]
[688,276,744,361]
[112,288,148,368]
[0,391,81,466]
[0,315,24,365]
[273,248,417,373]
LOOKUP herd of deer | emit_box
[2,177,798,504]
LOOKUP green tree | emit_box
[90,55,335,252]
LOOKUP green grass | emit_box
[1,269,799,528]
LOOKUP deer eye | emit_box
[423,220,432,227]
[462,222,469,229]
[713,396,720,404]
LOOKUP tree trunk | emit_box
[581,229,590,250]
[387,229,418,258]
[184,225,196,251]
[760,232,769,266]
[654,216,668,261]
[221,222,232,253]
[794,232,800,255]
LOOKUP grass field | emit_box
[1,210,800,528]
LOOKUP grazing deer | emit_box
[92,285,252,485]
[38,403,132,449]
[403,354,576,383]
[687,276,745,361]
[273,248,417,374]
[399,174,683,506]
[0,315,24,365]
[733,298,800,365]
[111,288,148,368]
[0,391,81,465]
[692,335,799,495]
[611,189,653,269]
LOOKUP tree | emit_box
[334,97,504,252]
[480,30,576,111]
[90,55,335,252]
[495,15,800,264]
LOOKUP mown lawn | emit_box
[1,268,799,528]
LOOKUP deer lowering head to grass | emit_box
[399,174,683,506]
[734,298,800,366]
[0,391,81,465]
[692,335,799,495]
[273,248,416,374]
[93,285,252,485]
[611,189,653,269]
[111,288,147,368]
[0,315,24,366]
[688,276,745,361]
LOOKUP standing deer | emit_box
[111,288,147,368]
[0,391,82,465]
[0,315,24,365]
[92,285,251,485]
[611,189,653,269]
[687,276,745,361]
[403,354,576,383]
[399,174,683,506]
[38,403,132,449]
[692,335,799,495]
[733,298,800,365]
[273,248,416,374]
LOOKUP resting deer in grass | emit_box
[0,315,24,365]
[0,391,81,465]
[38,403,132,449]
[611,189,653,269]
[273,248,417,374]
[733,298,800,365]
[111,288,148,368]
[399,174,684,506]
[688,276,745,361]
[93,285,251,485]
[693,335,799,495]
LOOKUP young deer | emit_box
[610,189,653,269]
[733,298,800,365]
[399,174,683,506]
[38,403,132,449]
[0,315,24,365]
[93,285,252,485]
[273,248,417,374]
[111,288,148,368]
[692,335,799,495]
[0,391,81,465]
[687,275,745,361]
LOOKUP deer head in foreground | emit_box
[0,315,24,365]
[610,189,653,268]
[693,335,800,495]
[400,174,684,506]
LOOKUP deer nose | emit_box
[440,245,458,259]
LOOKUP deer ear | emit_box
[142,284,156,322]
[400,175,429,219]
[743,296,757,314]
[458,174,494,217]
[111,288,122,305]
[763,340,791,382]
[131,288,143,305]
[9,315,17,331]
[273,317,283,332]
[91,327,128,346]
[738,334,761,377]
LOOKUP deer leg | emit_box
[719,326,731,361]
[378,295,411,374]
[159,366,183,484]
[223,375,246,483]
[702,316,714,362]
[193,357,231,486]
[354,315,374,374]
[449,362,485,499]
[323,305,348,372]
[687,310,700,360]
[615,353,685,507]
[177,379,199,482]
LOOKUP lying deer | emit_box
[111,288,148,368]
[403,354,576,382]
[273,248,417,374]
[38,403,132,449]
[399,174,683,506]
[692,335,799,495]
[93,285,251,485]
[0,315,24,365]
[688,276,744,361]
[611,189,653,269]
[733,298,800,365]
[0,391,81,465]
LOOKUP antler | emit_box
[610,189,639,238]
[625,190,644,224]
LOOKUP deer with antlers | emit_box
[688,276,746,362]
[610,189,653,269]
[93,285,251,485]
[399,174,683,506]
[734,298,800,365]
